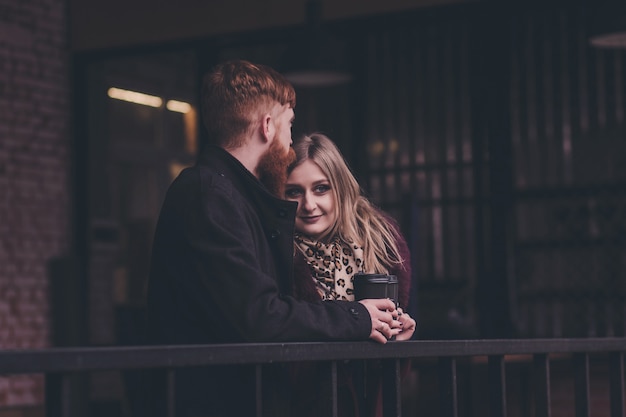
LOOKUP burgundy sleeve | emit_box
[382,212,412,310]
[391,229,412,310]
[293,251,323,303]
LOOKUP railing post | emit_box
[382,358,401,417]
[258,364,291,417]
[166,369,176,417]
[320,360,338,417]
[45,372,88,417]
[438,357,458,417]
[256,364,263,417]
[609,352,625,417]
[574,353,590,417]
[533,354,551,417]
[488,355,507,417]
[45,373,65,417]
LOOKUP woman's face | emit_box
[285,159,337,239]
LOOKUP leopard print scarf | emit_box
[294,233,365,301]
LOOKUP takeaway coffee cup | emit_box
[353,273,398,308]
[353,273,399,340]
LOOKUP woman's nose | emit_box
[302,194,316,211]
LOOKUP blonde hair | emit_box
[289,133,404,274]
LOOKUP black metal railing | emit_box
[1,338,625,417]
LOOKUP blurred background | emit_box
[1,0,626,414]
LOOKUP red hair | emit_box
[201,60,296,149]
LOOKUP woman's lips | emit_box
[300,215,322,224]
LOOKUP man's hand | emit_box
[358,299,400,344]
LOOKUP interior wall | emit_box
[68,0,479,51]
[0,0,71,410]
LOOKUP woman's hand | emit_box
[393,308,416,341]
[359,299,401,344]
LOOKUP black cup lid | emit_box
[354,273,397,284]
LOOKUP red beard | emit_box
[257,140,296,198]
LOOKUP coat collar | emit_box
[196,145,297,212]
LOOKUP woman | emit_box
[285,133,415,417]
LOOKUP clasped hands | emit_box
[358,299,416,344]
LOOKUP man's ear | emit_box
[261,113,273,142]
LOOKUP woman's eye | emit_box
[314,184,331,193]
[284,188,301,198]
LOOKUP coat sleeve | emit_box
[147,169,372,344]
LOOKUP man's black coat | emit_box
[142,146,371,417]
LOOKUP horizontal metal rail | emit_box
[2,338,626,374]
[1,338,625,417]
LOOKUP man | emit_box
[144,60,400,417]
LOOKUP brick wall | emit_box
[0,0,70,410]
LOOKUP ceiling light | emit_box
[281,0,352,87]
[589,0,626,48]
[107,87,163,108]
[166,100,192,114]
